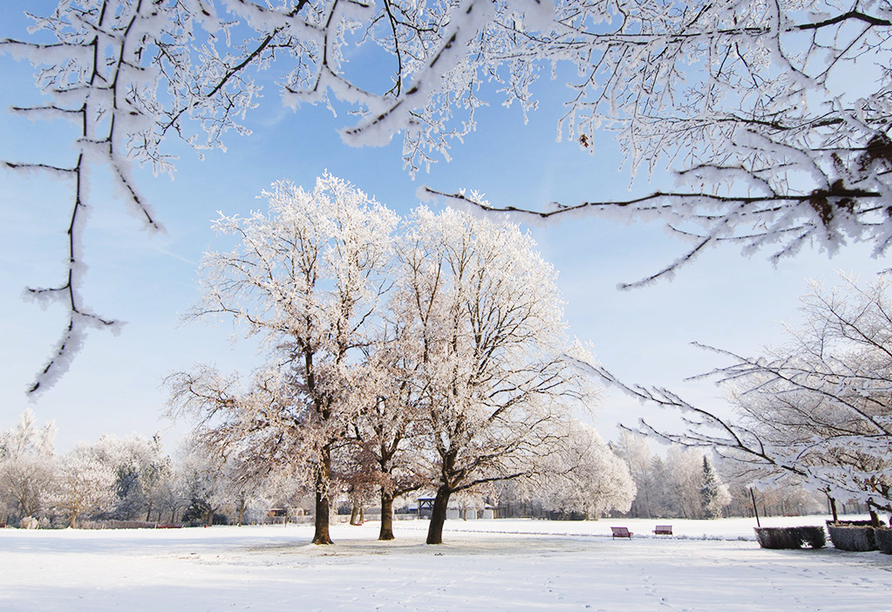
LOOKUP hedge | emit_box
[826,524,877,551]
[754,526,826,549]
[875,528,892,554]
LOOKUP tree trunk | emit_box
[869,506,880,527]
[426,485,452,545]
[1,492,10,525]
[69,511,78,529]
[312,449,333,545]
[379,489,395,541]
[828,495,839,523]
[349,503,361,526]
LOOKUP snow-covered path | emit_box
[2,517,890,611]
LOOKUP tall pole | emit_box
[750,488,761,528]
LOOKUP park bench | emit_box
[653,525,673,535]
[611,526,633,539]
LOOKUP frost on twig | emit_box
[425,1,892,286]
[7,1,892,391]
[2,0,561,392]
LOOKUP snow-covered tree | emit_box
[1,0,551,392]
[665,446,706,519]
[89,434,172,521]
[176,441,226,526]
[700,455,730,519]
[537,423,636,518]
[153,466,190,524]
[644,455,677,518]
[0,410,57,523]
[169,174,398,543]
[210,439,284,526]
[53,444,116,527]
[623,272,892,519]
[433,1,892,287]
[612,431,661,518]
[396,206,600,544]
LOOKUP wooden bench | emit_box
[653,525,673,535]
[611,526,633,539]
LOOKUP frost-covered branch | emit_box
[436,0,892,286]
[11,0,892,392]
[423,184,888,288]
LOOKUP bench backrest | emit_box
[611,527,630,536]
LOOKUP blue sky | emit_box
[1,1,888,452]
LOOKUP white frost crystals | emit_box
[430,0,892,287]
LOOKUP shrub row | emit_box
[80,520,180,530]
[754,526,826,549]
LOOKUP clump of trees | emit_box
[610,431,839,520]
[611,432,731,520]
[0,410,173,527]
[0,410,303,528]
[0,409,57,524]
[0,406,635,531]
[167,173,634,544]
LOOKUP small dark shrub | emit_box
[875,528,892,554]
[827,524,877,551]
[754,526,826,549]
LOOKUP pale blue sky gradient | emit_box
[1,2,887,451]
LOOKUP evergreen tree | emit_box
[700,456,724,519]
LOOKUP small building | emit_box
[415,496,496,520]
[267,508,288,524]
[416,496,435,519]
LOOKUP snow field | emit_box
[1,516,890,611]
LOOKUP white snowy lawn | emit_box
[2,515,890,611]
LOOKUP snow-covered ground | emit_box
[2,515,890,611]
